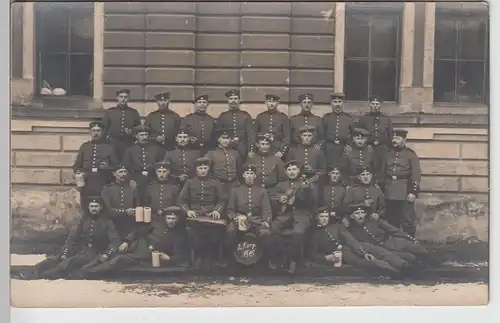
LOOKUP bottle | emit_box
[333,244,343,268]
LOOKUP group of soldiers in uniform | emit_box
[21,88,435,280]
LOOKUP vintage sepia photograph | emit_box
[10,1,489,308]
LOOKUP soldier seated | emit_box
[225,164,273,267]
[20,197,121,280]
[145,161,180,217]
[81,206,190,278]
[271,160,317,273]
[178,157,228,270]
[346,206,426,275]
[310,206,402,276]
[343,166,386,224]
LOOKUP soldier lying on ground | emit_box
[309,206,403,276]
[79,206,190,278]
[345,206,428,275]
[20,196,120,280]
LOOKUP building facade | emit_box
[10,2,489,244]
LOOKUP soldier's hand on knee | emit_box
[369,213,380,220]
[364,253,375,262]
[99,254,109,262]
[187,210,197,219]
[159,253,170,261]
[406,193,416,202]
[210,210,221,219]
[118,242,129,253]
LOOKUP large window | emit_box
[35,3,94,97]
[344,6,402,102]
[433,9,489,104]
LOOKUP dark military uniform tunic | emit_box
[164,147,201,186]
[31,214,121,279]
[205,147,242,194]
[102,106,141,160]
[178,176,228,259]
[226,184,273,224]
[271,180,316,263]
[72,140,118,210]
[178,176,227,216]
[122,143,164,204]
[358,112,393,163]
[290,112,324,147]
[182,111,217,153]
[343,184,386,218]
[309,223,365,263]
[340,144,377,185]
[216,109,256,161]
[146,181,180,215]
[347,218,427,266]
[287,145,327,179]
[144,109,182,153]
[382,146,421,237]
[322,111,354,166]
[147,217,191,267]
[101,181,141,240]
[321,183,347,219]
[246,153,287,191]
[254,110,291,156]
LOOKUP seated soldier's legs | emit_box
[84,254,139,275]
[271,214,292,232]
[290,212,311,262]
[187,225,206,256]
[23,256,60,279]
[225,221,239,249]
[40,253,92,279]
[385,200,404,230]
[360,242,408,270]
[332,248,401,274]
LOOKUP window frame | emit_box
[343,4,403,103]
[433,6,489,106]
[34,3,94,98]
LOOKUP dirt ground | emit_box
[11,278,488,308]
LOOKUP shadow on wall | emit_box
[10,188,488,253]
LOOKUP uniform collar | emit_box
[300,110,313,116]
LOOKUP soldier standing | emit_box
[146,161,180,217]
[216,89,256,162]
[102,89,141,160]
[144,91,182,154]
[205,128,242,195]
[20,196,121,280]
[358,96,394,164]
[323,93,355,166]
[178,157,227,270]
[381,129,421,237]
[182,95,217,155]
[320,164,347,222]
[73,121,118,211]
[287,125,327,189]
[290,93,324,150]
[254,94,290,159]
[122,125,164,204]
[225,164,273,267]
[164,128,202,187]
[246,134,287,200]
[340,127,378,186]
